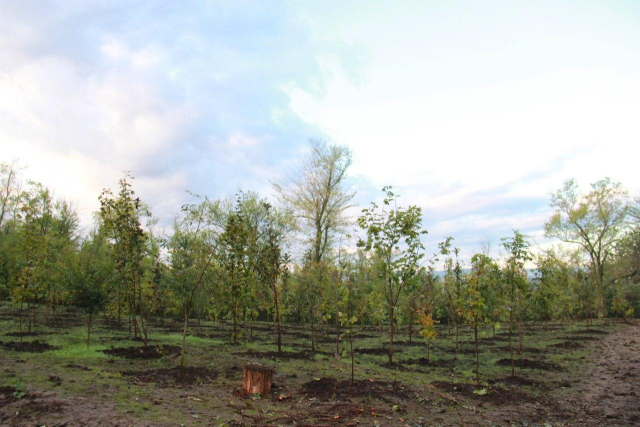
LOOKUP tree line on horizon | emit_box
[0,141,638,381]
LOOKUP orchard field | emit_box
[1,303,639,426]
[1,146,639,427]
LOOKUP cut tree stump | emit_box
[242,363,274,395]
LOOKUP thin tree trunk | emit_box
[474,321,480,387]
[233,308,237,344]
[388,306,395,365]
[19,300,23,350]
[180,311,188,380]
[87,314,93,348]
[274,291,282,354]
[509,309,515,377]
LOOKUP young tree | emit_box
[418,310,437,361]
[439,238,465,354]
[502,230,531,377]
[168,196,218,371]
[545,178,630,317]
[219,197,252,344]
[465,253,499,387]
[99,174,151,344]
[70,228,111,348]
[357,187,427,364]
[255,202,290,353]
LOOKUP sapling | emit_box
[418,311,437,361]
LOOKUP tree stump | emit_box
[242,363,274,395]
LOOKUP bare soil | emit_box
[564,323,640,425]
[495,358,566,371]
[102,344,181,359]
[302,377,410,402]
[121,366,219,387]
[236,350,312,360]
[0,340,60,353]
[431,380,535,405]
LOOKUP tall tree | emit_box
[357,186,427,364]
[275,139,354,264]
[545,178,630,316]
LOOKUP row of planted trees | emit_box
[0,142,639,380]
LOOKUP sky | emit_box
[1,0,639,263]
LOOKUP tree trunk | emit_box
[388,306,395,365]
[509,309,515,377]
[87,314,93,348]
[274,290,282,354]
[474,322,480,387]
[180,311,189,377]
[233,308,237,344]
[335,310,340,355]
[242,364,274,395]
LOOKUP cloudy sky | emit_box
[2,1,639,261]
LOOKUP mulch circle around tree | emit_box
[302,377,410,402]
[0,340,60,353]
[354,347,402,355]
[235,350,313,360]
[5,331,55,337]
[565,335,599,341]
[121,366,218,387]
[431,380,534,405]
[495,358,565,371]
[494,346,547,354]
[101,344,180,359]
[402,357,454,368]
[65,363,92,371]
[572,329,608,335]
[548,341,584,349]
[382,340,424,347]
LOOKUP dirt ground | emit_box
[1,318,640,426]
[562,323,640,426]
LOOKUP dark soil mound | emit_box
[379,362,421,372]
[440,347,478,355]
[121,366,218,387]
[302,377,409,402]
[432,381,534,404]
[5,331,54,337]
[102,344,180,359]
[566,335,599,341]
[572,329,608,335]
[354,347,401,355]
[488,375,542,387]
[494,346,547,354]
[237,350,312,360]
[65,363,92,371]
[0,340,60,353]
[403,357,454,368]
[549,341,584,349]
[0,386,21,407]
[382,340,424,347]
[495,358,565,371]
